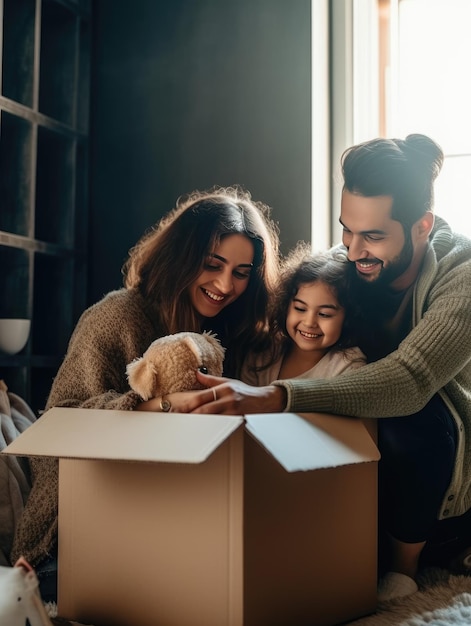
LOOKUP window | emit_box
[328,0,471,240]
[380,0,471,236]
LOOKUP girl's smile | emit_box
[286,280,345,359]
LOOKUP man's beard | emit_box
[345,232,414,320]
[350,232,414,290]
[343,235,413,361]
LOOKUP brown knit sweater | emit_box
[11,288,165,566]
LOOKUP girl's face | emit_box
[189,234,254,318]
[285,280,345,355]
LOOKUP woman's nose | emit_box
[214,271,233,294]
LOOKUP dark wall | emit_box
[89,0,311,304]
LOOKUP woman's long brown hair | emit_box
[123,185,280,377]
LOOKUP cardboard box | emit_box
[4,408,380,626]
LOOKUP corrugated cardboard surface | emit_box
[246,412,379,471]
[4,407,242,463]
[243,432,377,626]
[3,408,379,625]
[58,431,245,626]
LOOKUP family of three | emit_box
[12,133,471,605]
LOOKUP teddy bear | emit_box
[126,331,225,401]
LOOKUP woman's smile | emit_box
[189,234,254,318]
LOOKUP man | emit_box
[187,134,471,601]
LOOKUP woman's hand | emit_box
[135,391,200,413]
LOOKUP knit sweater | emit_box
[274,217,471,520]
[11,288,165,565]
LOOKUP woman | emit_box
[11,185,280,596]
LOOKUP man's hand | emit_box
[187,371,288,415]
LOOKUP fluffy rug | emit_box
[46,568,471,626]
[349,567,471,625]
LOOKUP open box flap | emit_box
[3,407,243,463]
[245,412,380,472]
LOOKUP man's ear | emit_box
[415,211,435,240]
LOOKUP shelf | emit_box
[36,127,76,245]
[0,247,31,319]
[39,1,79,126]
[33,253,74,357]
[0,96,88,139]
[0,111,34,237]
[2,0,36,108]
[0,0,91,415]
[76,17,91,132]
[0,355,61,368]
[0,231,75,256]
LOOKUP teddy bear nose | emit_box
[199,366,208,374]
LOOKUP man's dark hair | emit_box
[341,134,444,229]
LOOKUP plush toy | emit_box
[126,331,225,401]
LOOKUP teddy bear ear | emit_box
[182,336,201,362]
[186,334,224,375]
[126,358,158,401]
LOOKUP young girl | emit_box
[12,185,280,596]
[242,244,366,386]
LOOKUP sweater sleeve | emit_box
[45,291,157,412]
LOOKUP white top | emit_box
[242,347,367,387]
